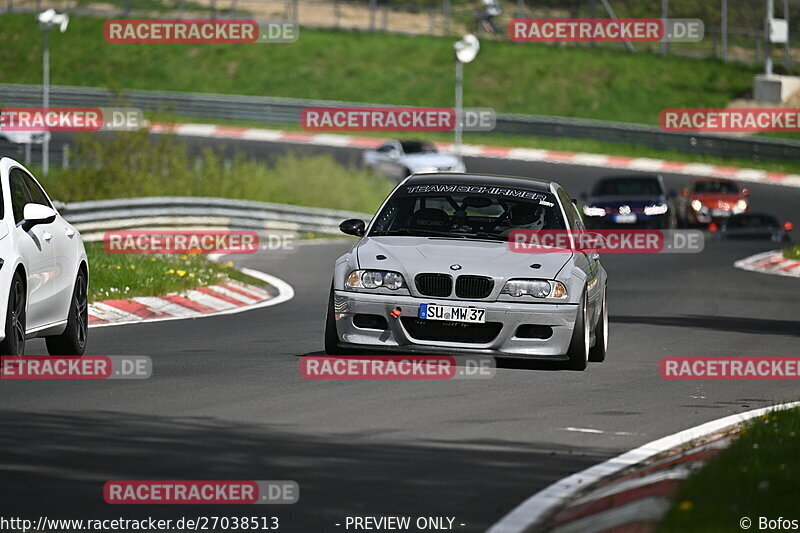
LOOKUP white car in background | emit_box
[363,140,466,182]
[0,158,88,355]
[0,131,49,145]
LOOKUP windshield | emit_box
[400,141,437,154]
[593,177,663,196]
[692,180,738,194]
[369,184,565,240]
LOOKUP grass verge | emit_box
[0,13,759,126]
[657,406,800,533]
[86,242,267,302]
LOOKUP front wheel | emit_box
[588,288,608,363]
[565,290,589,371]
[46,271,88,356]
[0,272,26,356]
[324,288,344,355]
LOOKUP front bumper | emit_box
[332,290,579,359]
[690,208,733,225]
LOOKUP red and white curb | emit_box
[734,250,800,278]
[151,122,800,189]
[486,401,800,533]
[88,268,294,328]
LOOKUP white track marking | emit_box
[182,289,237,310]
[206,285,259,304]
[88,302,142,322]
[130,296,200,318]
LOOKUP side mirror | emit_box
[21,204,56,232]
[785,221,794,232]
[339,219,366,237]
[742,188,750,196]
[571,198,578,206]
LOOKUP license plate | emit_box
[418,303,486,323]
[614,214,636,224]
[711,209,731,217]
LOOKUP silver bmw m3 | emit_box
[325,173,608,370]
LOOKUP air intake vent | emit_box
[415,273,453,297]
[401,318,502,344]
[455,275,494,299]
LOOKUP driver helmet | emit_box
[510,203,546,230]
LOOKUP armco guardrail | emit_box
[58,196,371,236]
[3,83,800,161]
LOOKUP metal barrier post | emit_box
[721,0,728,60]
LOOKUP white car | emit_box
[326,173,608,370]
[0,158,88,355]
[363,140,466,182]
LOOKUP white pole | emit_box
[766,0,774,75]
[42,28,50,176]
[454,59,463,160]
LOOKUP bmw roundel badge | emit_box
[450,264,462,271]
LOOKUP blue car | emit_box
[580,175,676,229]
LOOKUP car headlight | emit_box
[733,199,748,214]
[500,279,568,299]
[346,270,406,290]
[691,199,703,212]
[643,203,668,216]
[582,206,607,217]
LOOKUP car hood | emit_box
[401,153,460,169]
[587,194,666,208]
[356,236,572,280]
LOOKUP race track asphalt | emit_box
[2,135,799,532]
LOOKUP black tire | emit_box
[45,271,88,356]
[565,290,589,371]
[324,288,344,355]
[588,288,608,363]
[0,272,26,356]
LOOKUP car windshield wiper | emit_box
[449,231,506,242]
[371,229,467,238]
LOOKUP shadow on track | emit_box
[297,351,570,372]
[611,315,800,337]
[0,410,610,532]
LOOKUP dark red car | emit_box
[677,178,750,227]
